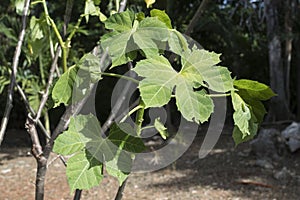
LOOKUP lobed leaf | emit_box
[66,151,103,192]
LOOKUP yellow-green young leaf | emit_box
[66,151,103,192]
[84,0,97,22]
[154,118,168,139]
[234,79,276,100]
[145,0,156,8]
[150,9,172,29]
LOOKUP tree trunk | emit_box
[295,38,300,121]
[264,0,291,121]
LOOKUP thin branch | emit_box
[16,84,50,139]
[34,47,61,122]
[185,0,210,35]
[0,0,31,146]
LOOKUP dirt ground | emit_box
[0,126,299,200]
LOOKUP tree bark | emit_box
[264,0,291,121]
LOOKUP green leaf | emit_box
[175,80,214,123]
[231,91,251,136]
[29,16,44,41]
[105,123,145,183]
[232,116,258,145]
[101,30,134,67]
[133,17,169,57]
[101,11,169,67]
[154,118,168,139]
[53,116,91,155]
[150,9,172,29]
[245,99,266,124]
[234,79,276,101]
[106,158,129,185]
[52,53,101,107]
[134,54,214,123]
[168,29,189,55]
[108,123,146,153]
[66,151,103,192]
[104,10,135,31]
[133,55,177,107]
[15,0,25,15]
[84,0,99,22]
[181,49,234,92]
[52,65,78,107]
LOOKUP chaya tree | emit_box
[0,0,275,200]
[51,8,276,199]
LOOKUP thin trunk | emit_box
[284,0,292,108]
[295,38,300,121]
[264,0,291,121]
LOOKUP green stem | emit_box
[66,14,84,43]
[101,72,139,84]
[42,0,67,72]
[135,100,145,136]
[120,105,143,123]
[206,93,231,98]
[141,125,155,131]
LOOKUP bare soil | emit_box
[0,127,299,200]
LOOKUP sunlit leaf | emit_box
[150,9,172,29]
[154,118,168,139]
[145,0,156,8]
[66,151,103,192]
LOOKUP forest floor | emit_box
[0,126,299,200]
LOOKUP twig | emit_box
[34,47,61,122]
[16,84,50,139]
[235,179,274,188]
[185,0,210,35]
[0,0,31,146]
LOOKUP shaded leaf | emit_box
[234,79,276,101]
[52,65,78,107]
[53,116,91,155]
